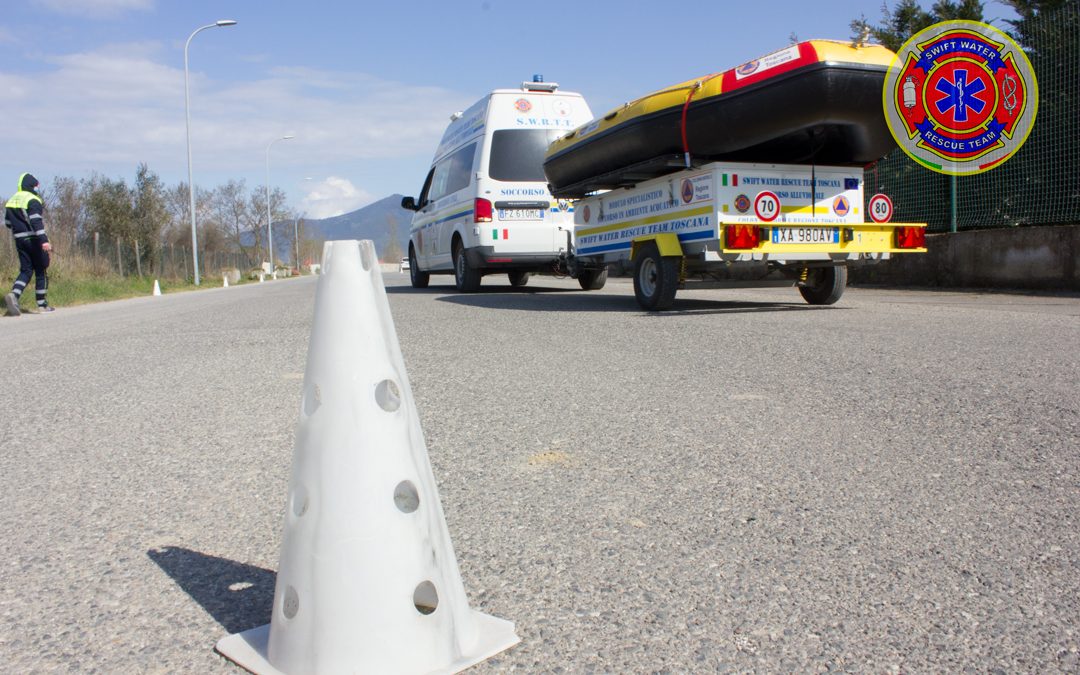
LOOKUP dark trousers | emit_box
[13,238,49,306]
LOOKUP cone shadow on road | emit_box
[147,546,274,634]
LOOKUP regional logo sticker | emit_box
[680,179,695,203]
[832,195,851,217]
[883,20,1037,175]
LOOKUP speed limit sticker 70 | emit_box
[754,191,781,222]
[868,193,894,223]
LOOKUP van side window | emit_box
[428,142,477,203]
[417,167,436,208]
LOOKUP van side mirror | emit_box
[401,196,418,211]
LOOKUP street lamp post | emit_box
[184,19,237,286]
[294,213,304,272]
[265,135,294,275]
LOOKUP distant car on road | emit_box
[399,257,410,272]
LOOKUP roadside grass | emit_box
[0,264,253,312]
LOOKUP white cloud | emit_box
[301,177,373,219]
[33,0,153,18]
[0,42,469,183]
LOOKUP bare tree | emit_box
[247,186,289,264]
[213,179,252,258]
[44,176,86,253]
[163,182,214,249]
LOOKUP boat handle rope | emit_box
[680,73,722,168]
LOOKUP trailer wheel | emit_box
[409,246,429,289]
[799,265,847,305]
[453,240,481,292]
[577,268,607,291]
[508,271,530,287]
[633,242,679,310]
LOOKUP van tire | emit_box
[409,247,429,288]
[508,271,530,287]
[453,241,482,292]
[633,242,679,310]
[577,268,607,291]
[798,265,847,305]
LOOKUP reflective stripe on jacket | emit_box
[5,183,47,242]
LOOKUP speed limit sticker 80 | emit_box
[754,191,781,222]
[868,193,894,223]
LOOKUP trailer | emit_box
[562,161,927,310]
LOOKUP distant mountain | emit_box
[304,194,412,261]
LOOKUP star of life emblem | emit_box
[883,21,1038,175]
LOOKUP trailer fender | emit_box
[630,233,683,260]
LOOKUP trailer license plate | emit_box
[499,209,544,221]
[771,227,839,244]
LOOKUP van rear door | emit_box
[487,128,573,254]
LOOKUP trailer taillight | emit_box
[474,198,493,223]
[725,224,761,249]
[895,226,926,249]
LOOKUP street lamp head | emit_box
[216,20,238,27]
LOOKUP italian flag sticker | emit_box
[492,228,509,240]
[721,174,738,186]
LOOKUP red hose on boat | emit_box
[681,73,722,168]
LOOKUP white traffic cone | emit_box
[223,274,229,288]
[259,272,265,283]
[216,240,519,674]
[152,280,161,296]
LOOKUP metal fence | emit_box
[865,5,1078,232]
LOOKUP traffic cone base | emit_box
[215,240,518,674]
[217,610,517,675]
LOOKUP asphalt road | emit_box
[1,273,1078,673]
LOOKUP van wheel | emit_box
[633,242,679,310]
[508,271,530,287]
[453,241,481,292]
[577,268,607,291]
[409,247,429,288]
[798,266,847,305]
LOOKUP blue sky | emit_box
[1,0,1020,218]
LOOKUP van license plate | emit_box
[499,209,544,221]
[771,227,839,244]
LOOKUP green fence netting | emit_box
[865,4,1079,232]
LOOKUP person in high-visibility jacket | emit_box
[4,173,53,316]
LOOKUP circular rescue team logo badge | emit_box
[883,20,1037,176]
[513,98,532,113]
[733,194,750,213]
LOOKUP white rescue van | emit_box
[402,79,594,291]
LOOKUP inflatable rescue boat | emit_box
[544,40,898,198]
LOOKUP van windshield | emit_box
[488,129,566,182]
